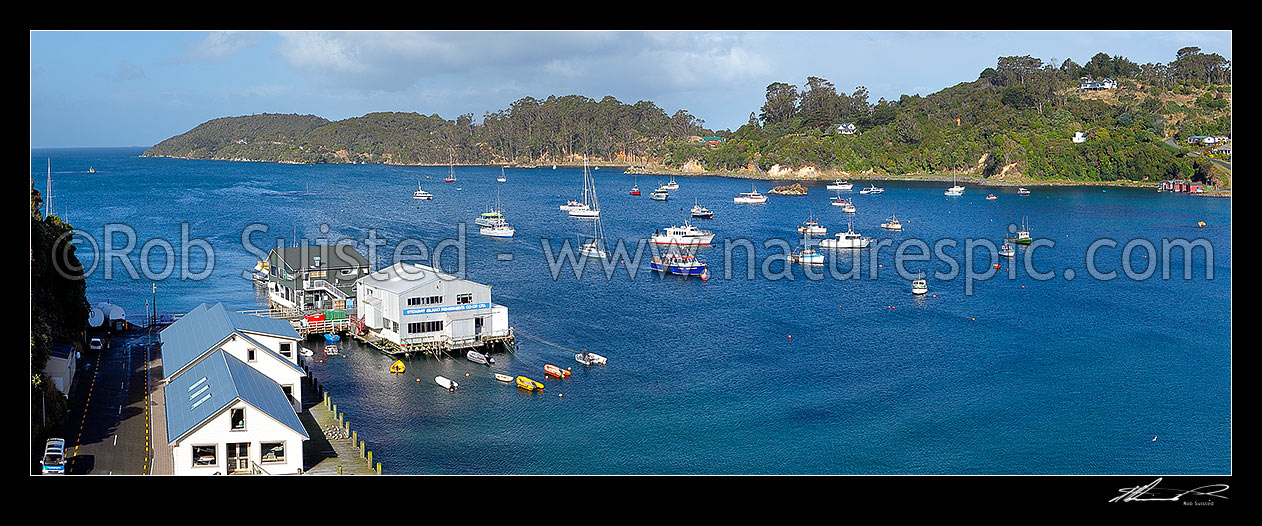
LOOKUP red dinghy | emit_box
[544,364,571,378]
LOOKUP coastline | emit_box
[134,153,1230,197]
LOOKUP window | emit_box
[192,445,217,467]
[280,343,292,359]
[409,321,443,333]
[230,408,245,430]
[260,442,286,463]
[457,293,473,305]
[408,295,443,306]
[247,348,256,362]
[282,385,294,404]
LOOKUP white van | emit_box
[42,438,66,474]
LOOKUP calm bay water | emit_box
[32,147,1231,474]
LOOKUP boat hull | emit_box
[650,260,708,276]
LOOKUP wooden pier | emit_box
[352,327,516,357]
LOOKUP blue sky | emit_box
[30,30,1231,148]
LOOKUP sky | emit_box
[30,30,1231,148]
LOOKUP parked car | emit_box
[89,338,103,351]
[42,438,66,474]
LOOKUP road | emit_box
[1163,137,1232,172]
[56,330,162,475]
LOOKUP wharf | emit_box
[300,371,379,475]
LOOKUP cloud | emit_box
[165,31,263,64]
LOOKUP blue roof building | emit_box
[159,302,301,381]
[164,350,309,475]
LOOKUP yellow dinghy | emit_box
[516,376,544,391]
[390,360,406,374]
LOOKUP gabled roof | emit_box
[271,244,369,272]
[358,261,475,295]
[160,303,299,379]
[237,332,307,377]
[165,349,308,445]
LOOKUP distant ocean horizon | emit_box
[31,147,1231,475]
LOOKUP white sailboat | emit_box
[945,174,965,196]
[661,176,679,191]
[497,166,507,182]
[568,157,601,218]
[578,157,608,258]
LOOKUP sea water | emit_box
[31,147,1231,474]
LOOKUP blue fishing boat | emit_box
[650,253,710,280]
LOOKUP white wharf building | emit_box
[355,262,512,355]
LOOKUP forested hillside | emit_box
[143,47,1230,186]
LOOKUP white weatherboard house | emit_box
[165,350,308,475]
[160,303,307,411]
[356,262,510,351]
[160,303,310,475]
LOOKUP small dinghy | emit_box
[299,348,314,357]
[466,350,495,366]
[575,351,608,366]
[435,376,458,391]
[516,376,544,391]
[494,373,514,383]
[324,334,341,343]
[544,364,571,378]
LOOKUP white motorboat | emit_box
[999,243,1015,258]
[690,199,713,218]
[831,195,856,213]
[734,186,768,204]
[480,218,515,238]
[651,220,715,246]
[819,221,871,249]
[1018,187,1031,196]
[475,208,504,227]
[859,185,884,195]
[650,189,669,201]
[880,215,904,231]
[797,214,827,235]
[790,246,824,265]
[912,271,928,295]
[826,180,853,191]
[413,181,434,200]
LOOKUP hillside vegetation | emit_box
[143,47,1230,186]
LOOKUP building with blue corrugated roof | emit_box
[165,349,309,475]
[160,303,306,411]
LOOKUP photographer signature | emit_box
[1110,478,1229,503]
